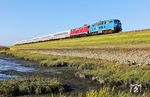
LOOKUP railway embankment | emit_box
[11,29,150,66]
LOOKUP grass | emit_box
[52,87,150,97]
[0,46,9,53]
[4,50,150,93]
[0,77,64,97]
[11,29,150,49]
[85,88,149,97]
[20,87,149,97]
[5,50,100,69]
[2,29,150,96]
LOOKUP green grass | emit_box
[11,29,150,49]
[85,88,149,97]
[5,29,150,97]
[0,46,9,55]
[5,50,102,69]
[0,77,63,97]
[57,87,150,97]
[0,46,9,52]
[4,50,150,91]
[18,87,150,97]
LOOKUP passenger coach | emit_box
[53,30,70,40]
[70,25,89,37]
[15,19,122,45]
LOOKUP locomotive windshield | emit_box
[114,20,120,23]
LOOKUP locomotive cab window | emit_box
[114,20,120,23]
[109,21,112,23]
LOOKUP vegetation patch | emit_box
[3,29,150,96]
[0,77,64,97]
[5,50,100,69]
[4,50,150,94]
[0,46,9,54]
[85,87,149,97]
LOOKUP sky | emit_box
[0,0,150,46]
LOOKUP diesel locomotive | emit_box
[15,19,122,45]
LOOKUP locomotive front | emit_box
[113,19,122,32]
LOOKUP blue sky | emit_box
[0,0,150,46]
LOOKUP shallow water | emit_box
[0,74,18,80]
[0,59,35,80]
[0,54,100,96]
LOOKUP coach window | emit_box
[109,21,112,23]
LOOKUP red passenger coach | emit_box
[70,25,89,36]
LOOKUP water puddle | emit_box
[0,74,18,80]
[0,55,100,96]
[0,59,35,80]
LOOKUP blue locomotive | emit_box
[15,19,122,45]
[89,19,122,34]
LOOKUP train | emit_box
[15,19,122,45]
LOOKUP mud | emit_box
[25,47,150,66]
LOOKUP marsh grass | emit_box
[0,47,9,54]
[85,87,150,97]
[5,50,100,69]
[0,77,63,97]
[52,87,150,97]
[0,46,8,50]
[5,50,150,91]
